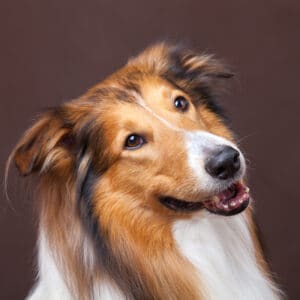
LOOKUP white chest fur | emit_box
[26,232,124,300]
[173,212,279,300]
[28,213,279,300]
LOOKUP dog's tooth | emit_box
[230,200,236,207]
[239,199,243,203]
[245,187,250,193]
[223,204,229,209]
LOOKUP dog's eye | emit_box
[174,96,189,112]
[124,134,146,150]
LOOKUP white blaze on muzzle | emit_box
[135,93,246,194]
[184,131,246,194]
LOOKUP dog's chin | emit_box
[159,181,250,216]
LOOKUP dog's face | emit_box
[12,43,249,221]
[93,75,249,219]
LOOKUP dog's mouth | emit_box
[159,181,250,216]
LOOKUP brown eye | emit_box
[124,134,146,150]
[174,96,189,112]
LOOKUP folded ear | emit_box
[12,108,74,176]
[165,44,234,100]
[131,42,233,103]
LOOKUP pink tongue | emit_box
[217,187,235,202]
[203,182,250,215]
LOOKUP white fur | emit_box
[29,216,279,300]
[93,281,124,300]
[26,232,72,300]
[27,231,124,300]
[27,95,278,299]
[185,130,246,195]
[173,212,280,300]
[180,130,280,299]
[27,145,279,300]
[135,91,246,194]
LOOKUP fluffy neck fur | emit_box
[27,181,281,300]
[173,211,281,300]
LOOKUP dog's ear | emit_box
[10,99,104,180]
[11,108,75,176]
[132,43,233,101]
[164,44,234,100]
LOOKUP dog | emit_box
[8,43,281,299]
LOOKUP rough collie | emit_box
[8,43,281,299]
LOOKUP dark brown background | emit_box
[1,0,299,299]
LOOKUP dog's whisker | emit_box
[236,131,260,145]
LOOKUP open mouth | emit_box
[159,182,250,216]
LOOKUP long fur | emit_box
[8,43,282,300]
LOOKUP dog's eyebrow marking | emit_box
[132,91,238,154]
[130,89,206,133]
[131,91,237,150]
[132,92,183,132]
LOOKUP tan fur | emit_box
[8,42,278,299]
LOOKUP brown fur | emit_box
[8,43,274,299]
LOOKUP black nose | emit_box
[205,146,241,180]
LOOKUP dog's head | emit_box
[9,43,252,299]
[11,43,249,221]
